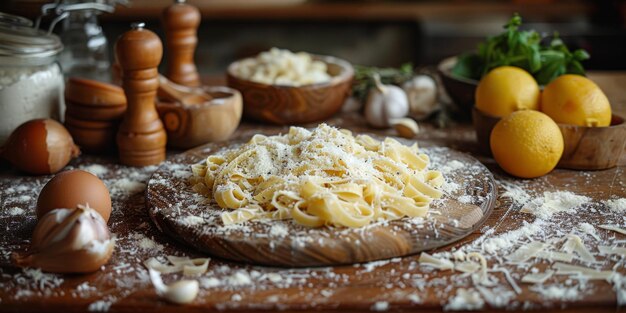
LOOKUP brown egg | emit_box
[36,170,112,222]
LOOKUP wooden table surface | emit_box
[0,72,625,312]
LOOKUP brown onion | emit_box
[1,119,80,175]
[12,205,114,273]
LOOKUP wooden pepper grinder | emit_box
[115,22,167,166]
[162,0,201,87]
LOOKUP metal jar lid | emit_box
[0,12,63,66]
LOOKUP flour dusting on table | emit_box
[0,147,625,312]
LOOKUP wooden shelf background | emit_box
[4,0,594,21]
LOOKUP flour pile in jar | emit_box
[190,124,444,227]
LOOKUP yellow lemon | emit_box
[490,110,564,178]
[541,74,612,127]
[475,66,541,117]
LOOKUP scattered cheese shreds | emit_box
[88,300,112,312]
[521,191,590,218]
[455,262,481,274]
[467,252,492,287]
[599,225,626,236]
[505,241,546,263]
[475,285,515,308]
[110,178,146,195]
[445,288,484,311]
[562,235,596,263]
[182,215,205,226]
[371,301,389,311]
[522,270,555,284]
[418,253,454,271]
[578,222,601,241]
[536,250,575,263]
[604,198,626,213]
[598,245,626,257]
[531,285,580,301]
[500,182,531,204]
[491,267,522,295]
[8,207,24,216]
[553,262,614,280]
[80,164,109,177]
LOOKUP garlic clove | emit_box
[12,205,114,274]
[391,118,419,139]
[364,75,409,128]
[149,268,199,304]
[402,75,439,120]
[164,279,200,304]
[12,241,114,273]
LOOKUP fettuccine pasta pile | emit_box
[190,124,444,228]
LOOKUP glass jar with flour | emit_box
[0,12,64,144]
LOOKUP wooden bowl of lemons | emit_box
[472,73,625,171]
[557,114,625,170]
[226,49,354,125]
[474,108,625,170]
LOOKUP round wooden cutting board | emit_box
[146,139,496,267]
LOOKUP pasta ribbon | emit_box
[191,124,445,228]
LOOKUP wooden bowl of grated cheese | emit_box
[227,49,354,125]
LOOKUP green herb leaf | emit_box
[529,45,542,72]
[453,14,589,83]
[573,49,590,61]
[567,60,586,76]
[536,51,566,84]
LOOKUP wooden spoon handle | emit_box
[157,74,186,102]
[158,74,213,105]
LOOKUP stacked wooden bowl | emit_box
[64,78,127,153]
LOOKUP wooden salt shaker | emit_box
[162,0,201,87]
[115,23,167,166]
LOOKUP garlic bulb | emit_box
[364,74,409,128]
[12,205,114,273]
[402,75,438,120]
[149,268,199,304]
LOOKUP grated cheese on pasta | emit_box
[190,124,444,227]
